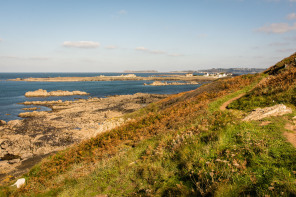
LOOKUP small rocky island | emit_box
[25,89,89,97]
[144,81,198,86]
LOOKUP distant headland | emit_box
[8,74,218,82]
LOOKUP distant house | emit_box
[204,73,209,77]
[185,73,193,77]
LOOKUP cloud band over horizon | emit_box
[256,23,296,34]
[62,41,100,48]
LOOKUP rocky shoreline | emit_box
[144,81,198,86]
[0,93,167,183]
[25,89,89,97]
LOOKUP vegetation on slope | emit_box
[1,53,296,196]
[229,53,296,111]
[264,52,296,75]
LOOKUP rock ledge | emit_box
[243,104,292,121]
[25,89,89,97]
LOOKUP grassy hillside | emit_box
[1,53,296,196]
[228,52,296,111]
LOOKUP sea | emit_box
[0,73,202,122]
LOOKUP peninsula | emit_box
[9,74,217,82]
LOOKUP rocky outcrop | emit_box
[144,81,198,86]
[25,89,89,97]
[243,104,292,121]
[18,111,49,118]
[0,93,167,182]
[0,120,6,126]
[22,107,40,111]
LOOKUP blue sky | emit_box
[0,0,296,72]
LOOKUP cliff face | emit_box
[2,53,296,197]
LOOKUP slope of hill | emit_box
[228,52,296,111]
[1,53,296,196]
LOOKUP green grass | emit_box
[13,107,296,196]
[208,80,261,113]
[2,67,296,196]
[228,87,296,111]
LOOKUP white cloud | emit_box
[256,23,296,34]
[118,10,127,15]
[135,47,166,55]
[63,41,100,48]
[287,13,296,20]
[105,45,118,49]
[0,56,50,60]
[135,46,149,51]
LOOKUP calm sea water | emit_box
[0,73,202,122]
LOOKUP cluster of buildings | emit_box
[185,72,232,78]
[203,72,232,78]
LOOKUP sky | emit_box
[0,0,296,72]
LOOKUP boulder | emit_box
[243,104,292,121]
[0,120,6,126]
[25,89,48,97]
